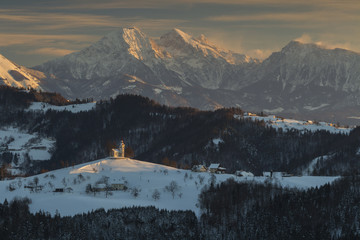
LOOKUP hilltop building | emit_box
[112,140,125,158]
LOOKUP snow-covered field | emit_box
[0,157,339,217]
[235,114,352,134]
[28,102,96,113]
[0,127,55,165]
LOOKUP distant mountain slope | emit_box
[0,54,44,90]
[240,41,360,123]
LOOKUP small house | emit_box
[209,163,226,174]
[111,183,126,191]
[235,170,254,177]
[192,165,207,172]
[54,188,64,193]
[263,171,290,178]
[94,183,107,192]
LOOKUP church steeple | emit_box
[121,139,125,158]
[111,139,126,158]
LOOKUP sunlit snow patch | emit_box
[28,102,96,113]
[235,114,352,134]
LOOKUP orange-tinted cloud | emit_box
[0,33,98,47]
[24,48,76,56]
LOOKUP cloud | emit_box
[207,10,360,23]
[0,33,98,47]
[24,48,76,56]
[245,49,275,60]
[293,34,354,51]
[294,34,312,44]
[0,12,125,29]
[0,9,187,33]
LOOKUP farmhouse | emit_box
[111,183,126,191]
[263,171,290,178]
[191,165,207,172]
[93,183,107,192]
[235,170,254,177]
[208,163,226,174]
[54,188,64,193]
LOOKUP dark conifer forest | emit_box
[199,175,360,239]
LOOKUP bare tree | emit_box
[152,189,161,201]
[131,187,141,198]
[197,175,205,185]
[165,181,181,199]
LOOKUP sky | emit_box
[0,0,359,67]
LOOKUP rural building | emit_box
[192,165,207,172]
[209,163,226,174]
[112,140,125,158]
[111,183,126,190]
[235,170,254,177]
[94,183,107,192]
[263,171,290,178]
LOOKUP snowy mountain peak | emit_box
[172,28,193,43]
[196,34,210,45]
[92,27,155,60]
[158,28,194,50]
[158,28,254,65]
[280,40,323,54]
[0,53,42,90]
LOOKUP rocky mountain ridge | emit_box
[1,27,360,124]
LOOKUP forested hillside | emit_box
[0,199,198,240]
[199,175,360,239]
[1,87,359,176]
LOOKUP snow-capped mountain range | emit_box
[33,27,257,110]
[1,27,360,124]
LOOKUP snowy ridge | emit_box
[0,157,338,216]
[27,102,96,113]
[234,114,352,134]
[0,54,42,90]
[159,28,254,65]
[267,41,360,92]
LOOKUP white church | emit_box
[111,140,126,158]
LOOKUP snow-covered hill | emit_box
[0,54,44,90]
[0,157,338,216]
[0,127,55,175]
[0,101,97,175]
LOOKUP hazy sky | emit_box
[1,0,359,67]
